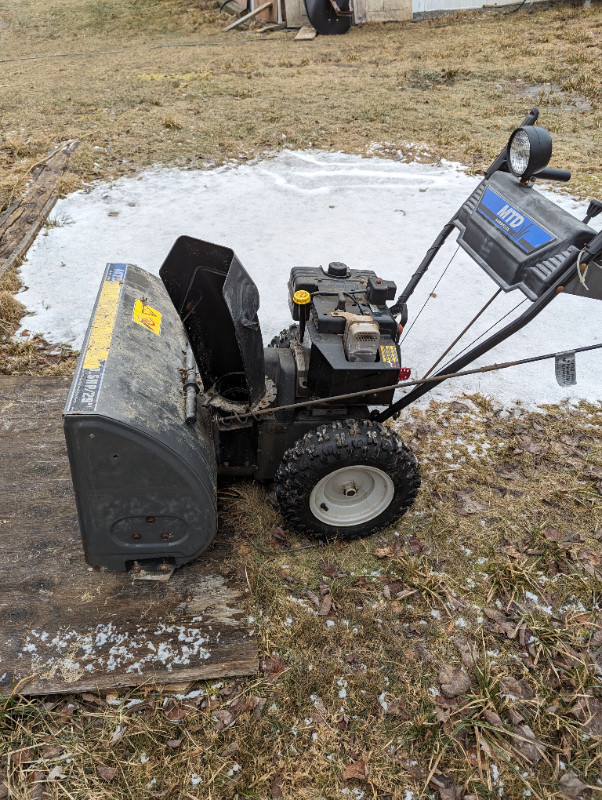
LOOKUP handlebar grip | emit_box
[521,107,539,127]
[535,167,571,182]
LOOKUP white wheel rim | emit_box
[309,465,395,527]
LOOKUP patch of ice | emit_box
[17,151,602,408]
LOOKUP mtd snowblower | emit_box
[64,109,602,575]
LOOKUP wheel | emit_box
[274,419,420,539]
[268,324,299,348]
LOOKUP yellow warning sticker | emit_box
[133,300,162,335]
[379,344,399,368]
[83,279,123,370]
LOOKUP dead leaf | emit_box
[429,771,463,800]
[513,724,544,762]
[519,437,548,456]
[97,766,117,782]
[483,608,517,639]
[453,636,478,671]
[108,210,119,217]
[337,711,350,730]
[438,664,471,698]
[271,771,284,798]
[252,696,267,721]
[500,676,535,700]
[312,696,328,724]
[303,589,321,608]
[321,563,347,578]
[81,692,107,707]
[558,771,589,799]
[455,490,488,516]
[10,748,35,764]
[318,594,333,616]
[165,702,187,722]
[220,741,239,758]
[385,699,409,719]
[263,655,286,683]
[396,588,417,601]
[543,527,563,542]
[342,759,369,781]
[213,709,236,730]
[496,466,523,481]
[482,709,503,727]
[40,745,63,759]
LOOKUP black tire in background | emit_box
[275,419,420,539]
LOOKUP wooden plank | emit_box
[0,141,79,279]
[294,24,317,38]
[223,2,273,30]
[353,0,367,23]
[252,0,279,22]
[0,377,258,696]
[283,0,310,27]
[365,0,412,21]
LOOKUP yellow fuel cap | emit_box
[293,290,311,305]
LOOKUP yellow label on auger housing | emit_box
[83,279,123,370]
[133,300,162,335]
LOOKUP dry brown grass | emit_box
[0,0,600,217]
[1,2,601,797]
[0,0,600,374]
[2,399,601,799]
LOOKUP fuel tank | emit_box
[64,263,217,572]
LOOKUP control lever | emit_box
[584,199,602,225]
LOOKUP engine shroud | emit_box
[288,265,401,402]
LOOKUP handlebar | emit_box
[535,167,571,182]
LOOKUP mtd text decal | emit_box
[477,188,555,254]
[70,263,127,413]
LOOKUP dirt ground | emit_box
[0,1,601,799]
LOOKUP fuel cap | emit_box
[327,261,349,278]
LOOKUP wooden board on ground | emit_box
[0,377,258,696]
[295,24,317,38]
[0,142,79,280]
[223,2,273,30]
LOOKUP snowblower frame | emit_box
[64,108,602,573]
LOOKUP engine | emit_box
[287,261,403,403]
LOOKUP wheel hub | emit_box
[309,466,395,527]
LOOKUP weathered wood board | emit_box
[0,141,78,279]
[0,377,258,696]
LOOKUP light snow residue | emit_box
[17,151,601,407]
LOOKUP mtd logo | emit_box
[496,204,524,229]
[477,188,555,254]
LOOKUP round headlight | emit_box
[507,125,552,179]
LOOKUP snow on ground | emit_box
[17,151,601,407]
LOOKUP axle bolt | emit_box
[342,481,357,498]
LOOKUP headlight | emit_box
[507,125,552,179]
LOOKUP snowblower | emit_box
[63,109,602,575]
